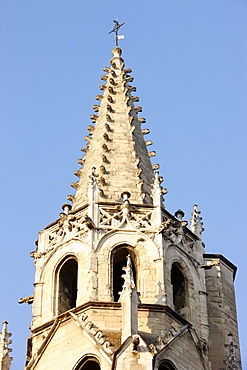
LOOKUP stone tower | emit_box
[24,47,241,370]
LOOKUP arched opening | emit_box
[57,257,78,315]
[158,360,176,370]
[76,356,100,370]
[171,262,186,314]
[112,245,137,302]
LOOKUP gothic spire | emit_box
[69,47,158,210]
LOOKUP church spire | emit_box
[69,47,157,210]
[25,39,242,370]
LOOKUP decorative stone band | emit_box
[69,312,115,359]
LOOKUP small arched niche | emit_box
[171,262,186,314]
[75,356,100,370]
[56,256,78,315]
[112,245,137,302]
[158,360,176,370]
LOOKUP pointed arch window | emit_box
[171,262,186,314]
[75,356,100,370]
[112,245,137,302]
[57,257,78,315]
[158,360,176,370]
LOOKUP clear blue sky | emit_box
[0,1,246,369]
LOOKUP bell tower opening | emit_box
[112,246,136,302]
[57,257,78,315]
[171,262,186,313]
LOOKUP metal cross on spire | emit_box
[109,20,125,47]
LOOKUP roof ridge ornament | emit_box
[109,20,125,47]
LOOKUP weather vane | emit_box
[109,20,125,47]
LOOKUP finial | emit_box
[121,255,136,291]
[175,209,185,221]
[109,20,125,47]
[121,191,131,201]
[0,320,12,354]
[190,203,204,238]
[151,170,166,206]
[62,203,72,215]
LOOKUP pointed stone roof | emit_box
[70,47,157,211]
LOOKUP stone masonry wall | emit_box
[155,331,206,370]
[204,256,241,369]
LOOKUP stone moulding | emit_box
[25,318,60,370]
[31,199,201,267]
[69,312,115,362]
[149,324,189,354]
[151,326,211,370]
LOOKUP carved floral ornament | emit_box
[31,190,196,263]
[30,208,94,262]
[70,312,190,360]
[30,203,151,263]
[149,323,187,355]
[158,218,196,252]
[98,204,153,232]
[224,333,241,369]
[159,218,187,235]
